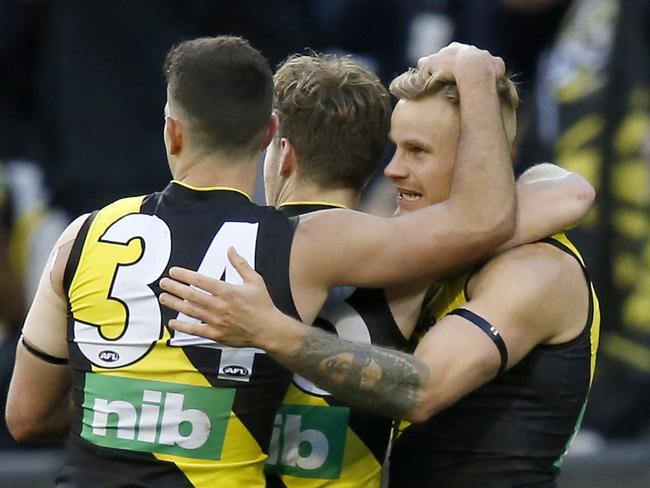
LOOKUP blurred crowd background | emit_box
[1,0,649,485]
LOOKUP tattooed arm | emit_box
[160,243,583,422]
[267,321,431,420]
[160,248,430,420]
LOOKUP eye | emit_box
[407,145,425,156]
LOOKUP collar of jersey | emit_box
[171,180,252,201]
[279,200,349,209]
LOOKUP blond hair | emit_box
[390,69,519,145]
[389,68,519,111]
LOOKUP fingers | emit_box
[227,247,259,283]
[160,276,216,305]
[494,56,506,78]
[417,42,507,79]
[159,290,214,324]
[167,319,221,342]
[168,266,225,295]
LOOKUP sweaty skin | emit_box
[160,225,592,423]
[5,42,516,446]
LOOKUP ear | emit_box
[259,114,279,151]
[279,138,296,177]
[165,116,183,155]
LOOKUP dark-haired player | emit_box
[159,60,599,488]
[7,38,520,487]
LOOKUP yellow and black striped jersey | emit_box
[264,204,408,488]
[391,233,601,488]
[59,181,299,487]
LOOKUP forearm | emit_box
[6,344,72,443]
[263,315,431,420]
[448,65,515,241]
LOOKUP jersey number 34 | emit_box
[72,213,263,381]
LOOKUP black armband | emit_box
[21,336,68,365]
[448,308,509,375]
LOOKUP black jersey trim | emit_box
[21,335,68,365]
[63,210,98,296]
[448,308,509,375]
[463,266,483,301]
[536,237,594,350]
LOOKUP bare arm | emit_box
[5,214,87,442]
[502,163,595,250]
[160,243,588,422]
[291,45,515,299]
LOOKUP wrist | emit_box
[455,60,498,90]
[258,309,307,356]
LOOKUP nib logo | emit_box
[81,374,235,460]
[265,405,349,479]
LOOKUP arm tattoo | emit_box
[277,326,431,419]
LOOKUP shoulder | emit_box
[471,240,583,293]
[50,213,92,298]
[468,240,589,340]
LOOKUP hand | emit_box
[159,247,283,348]
[417,42,505,82]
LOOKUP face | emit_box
[385,95,460,216]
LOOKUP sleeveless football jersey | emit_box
[390,233,601,488]
[264,203,408,488]
[58,181,299,487]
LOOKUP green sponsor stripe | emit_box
[81,373,235,460]
[554,402,588,468]
[265,404,349,480]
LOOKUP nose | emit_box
[384,153,408,180]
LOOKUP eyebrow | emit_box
[401,139,433,152]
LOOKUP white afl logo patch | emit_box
[98,350,120,362]
[222,365,249,377]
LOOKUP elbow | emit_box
[402,386,452,424]
[405,397,452,424]
[6,415,34,443]
[566,175,596,228]
[575,176,596,212]
[6,407,46,443]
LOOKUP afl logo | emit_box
[222,365,249,377]
[99,350,120,362]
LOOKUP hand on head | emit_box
[417,42,506,82]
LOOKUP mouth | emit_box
[396,189,423,202]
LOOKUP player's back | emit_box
[58,181,298,488]
[390,233,600,488]
[264,203,408,488]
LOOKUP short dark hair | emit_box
[164,36,273,156]
[274,54,391,192]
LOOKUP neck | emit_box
[276,182,358,209]
[172,152,258,198]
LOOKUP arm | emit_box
[291,44,515,293]
[5,214,87,442]
[501,163,595,250]
[160,243,588,422]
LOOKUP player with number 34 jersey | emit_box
[63,183,299,486]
